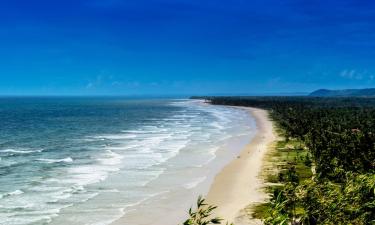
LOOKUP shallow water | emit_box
[0,98,255,225]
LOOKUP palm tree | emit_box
[183,196,230,225]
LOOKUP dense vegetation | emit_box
[309,88,375,97]
[192,96,375,224]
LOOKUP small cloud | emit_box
[340,69,355,79]
[340,69,364,80]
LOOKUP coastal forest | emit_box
[192,96,375,225]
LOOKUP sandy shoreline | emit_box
[111,106,274,225]
[206,107,276,224]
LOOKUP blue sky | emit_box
[1,0,375,95]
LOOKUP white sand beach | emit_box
[206,107,276,224]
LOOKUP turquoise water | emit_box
[0,98,254,225]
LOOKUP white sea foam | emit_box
[8,190,24,196]
[0,148,44,154]
[98,150,124,166]
[211,121,225,130]
[28,186,65,192]
[37,157,73,163]
[63,150,124,187]
[91,134,138,140]
[0,190,25,199]
[65,166,109,186]
[172,114,197,118]
[104,145,139,151]
[183,177,207,189]
[121,129,166,134]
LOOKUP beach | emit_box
[206,107,276,224]
[111,106,275,225]
[110,103,257,225]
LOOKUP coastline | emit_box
[110,105,274,225]
[206,107,276,224]
[110,103,256,225]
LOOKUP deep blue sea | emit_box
[0,98,254,225]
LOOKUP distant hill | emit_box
[309,88,375,97]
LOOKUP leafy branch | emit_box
[183,196,233,225]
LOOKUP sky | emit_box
[1,0,375,96]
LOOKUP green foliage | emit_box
[264,191,290,225]
[201,96,375,224]
[285,166,299,184]
[296,173,375,224]
[183,196,232,225]
[303,154,312,167]
[252,203,271,219]
[205,96,375,180]
[262,173,375,224]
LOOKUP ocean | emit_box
[0,98,255,225]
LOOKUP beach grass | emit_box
[251,128,313,220]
